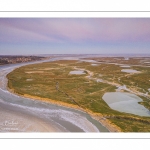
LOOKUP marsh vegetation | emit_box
[7,58,150,132]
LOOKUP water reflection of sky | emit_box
[121,69,140,73]
[69,70,85,75]
[103,92,150,117]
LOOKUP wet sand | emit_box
[7,87,121,132]
[0,100,62,132]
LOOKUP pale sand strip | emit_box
[8,87,122,132]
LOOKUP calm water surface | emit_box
[103,92,150,117]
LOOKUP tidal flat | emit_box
[7,57,150,132]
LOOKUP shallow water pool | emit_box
[121,69,140,73]
[102,92,150,116]
[69,70,85,75]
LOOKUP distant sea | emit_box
[36,53,150,58]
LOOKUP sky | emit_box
[0,18,150,55]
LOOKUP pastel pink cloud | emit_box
[1,18,150,44]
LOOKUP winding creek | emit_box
[0,58,108,132]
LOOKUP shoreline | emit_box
[7,87,122,132]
